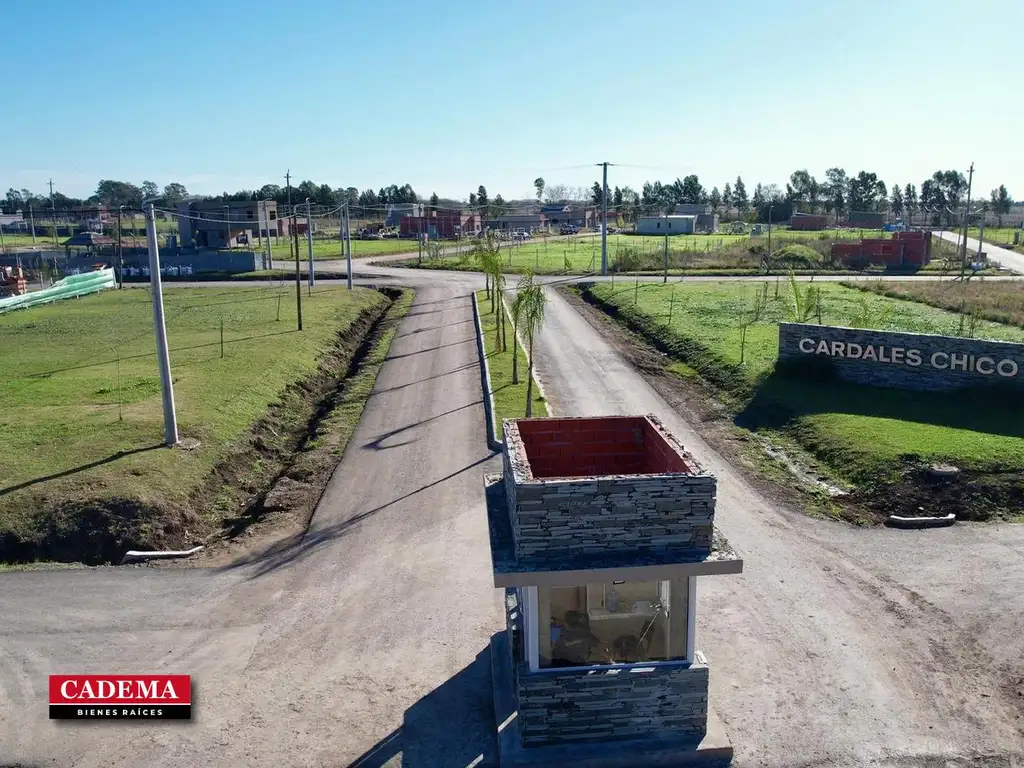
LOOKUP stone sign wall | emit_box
[778,322,1024,391]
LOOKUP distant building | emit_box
[0,212,26,232]
[790,213,827,231]
[672,203,711,216]
[400,211,481,239]
[486,213,546,232]
[176,200,292,249]
[847,211,886,229]
[385,203,424,227]
[540,204,595,229]
[695,213,719,233]
[636,215,696,235]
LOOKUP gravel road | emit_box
[1,258,1022,767]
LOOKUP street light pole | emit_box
[144,201,179,446]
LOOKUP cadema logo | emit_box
[49,675,192,720]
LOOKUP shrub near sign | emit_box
[777,323,1024,392]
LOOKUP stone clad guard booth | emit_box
[485,415,743,766]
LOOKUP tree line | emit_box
[586,170,1014,227]
[5,172,1015,227]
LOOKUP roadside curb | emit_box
[121,546,204,564]
[473,292,503,453]
[885,513,956,529]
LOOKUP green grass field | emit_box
[581,280,1024,518]
[476,290,547,437]
[967,226,1022,249]
[0,283,393,561]
[266,235,435,260]
[394,229,908,276]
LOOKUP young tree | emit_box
[534,177,545,201]
[515,273,547,417]
[990,185,1013,227]
[722,182,733,215]
[732,177,748,215]
[477,185,489,218]
[890,184,904,218]
[591,182,604,206]
[429,191,439,207]
[709,186,722,213]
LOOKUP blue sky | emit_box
[2,0,1020,202]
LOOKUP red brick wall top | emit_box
[510,415,699,479]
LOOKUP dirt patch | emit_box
[2,288,413,566]
[561,285,1023,525]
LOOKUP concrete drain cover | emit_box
[175,437,202,451]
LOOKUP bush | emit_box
[772,244,824,269]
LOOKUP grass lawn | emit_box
[392,230,930,277]
[580,280,1024,519]
[268,236,431,260]
[967,226,1022,250]
[851,279,1024,329]
[0,283,394,561]
[475,290,547,437]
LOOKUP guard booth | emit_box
[485,415,743,766]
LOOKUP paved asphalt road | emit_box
[2,258,1023,767]
[933,230,1024,274]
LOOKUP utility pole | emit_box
[28,204,36,244]
[117,206,124,288]
[344,201,353,290]
[48,179,58,249]
[600,161,609,275]
[305,197,314,290]
[144,202,179,446]
[263,200,273,269]
[960,162,974,267]
[285,169,292,210]
[223,204,231,249]
[293,212,303,331]
[663,232,669,283]
[767,205,773,271]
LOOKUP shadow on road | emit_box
[225,452,497,579]
[372,361,481,395]
[348,644,497,768]
[385,337,474,361]
[0,444,164,496]
[396,318,474,339]
[361,400,482,451]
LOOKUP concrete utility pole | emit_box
[960,162,974,266]
[263,200,273,269]
[223,204,231,249]
[117,206,124,288]
[144,202,179,446]
[600,161,609,275]
[305,197,314,290]
[28,204,36,243]
[48,179,58,248]
[344,201,353,290]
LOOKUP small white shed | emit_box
[636,216,696,235]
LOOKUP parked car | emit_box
[559,225,579,235]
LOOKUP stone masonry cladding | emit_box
[502,416,716,563]
[517,662,710,745]
[779,322,1024,392]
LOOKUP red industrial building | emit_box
[790,213,827,231]
[400,211,481,239]
[831,231,932,268]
